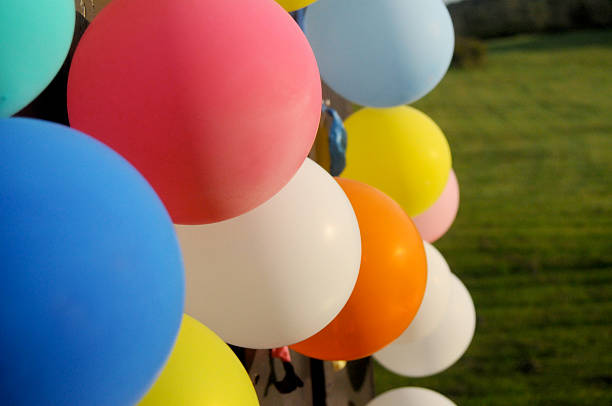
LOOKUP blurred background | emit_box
[375,0,612,404]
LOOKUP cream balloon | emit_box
[374,274,476,377]
[396,242,452,343]
[176,158,361,349]
[367,387,456,406]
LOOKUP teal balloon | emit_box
[0,0,75,117]
[305,0,454,107]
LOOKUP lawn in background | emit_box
[374,30,612,405]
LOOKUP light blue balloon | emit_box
[0,0,75,117]
[0,118,184,405]
[305,0,454,107]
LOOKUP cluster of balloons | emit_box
[1,0,473,404]
[297,1,473,405]
[342,106,453,217]
[374,245,476,378]
[291,178,427,360]
[177,159,361,349]
[3,0,325,404]
[300,0,460,242]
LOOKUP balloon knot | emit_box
[322,102,347,177]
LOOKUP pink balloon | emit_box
[412,170,459,243]
[67,0,321,225]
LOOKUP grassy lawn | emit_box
[373,30,612,405]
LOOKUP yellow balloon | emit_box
[138,314,259,406]
[275,0,317,12]
[342,106,452,216]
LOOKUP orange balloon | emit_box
[290,178,427,360]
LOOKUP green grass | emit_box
[373,30,612,405]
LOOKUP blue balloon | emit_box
[0,118,184,405]
[0,0,75,117]
[305,0,455,107]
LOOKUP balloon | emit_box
[342,106,452,216]
[291,178,427,361]
[138,315,259,406]
[16,12,88,125]
[395,242,452,343]
[0,0,75,117]
[68,0,321,225]
[413,170,460,243]
[176,159,361,349]
[374,274,476,377]
[276,0,317,12]
[367,387,456,406]
[0,118,184,405]
[304,0,454,107]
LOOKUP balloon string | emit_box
[289,8,307,31]
[322,102,347,176]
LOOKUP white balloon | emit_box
[396,242,452,343]
[367,387,456,406]
[176,158,361,349]
[374,274,476,377]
